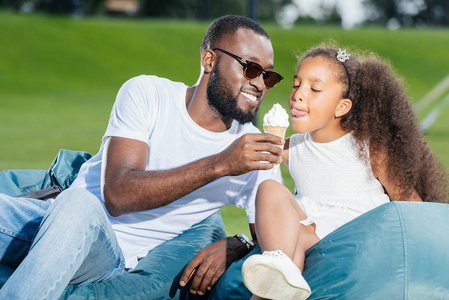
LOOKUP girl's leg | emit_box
[255,179,319,269]
[255,180,300,257]
[243,179,319,300]
[292,223,320,271]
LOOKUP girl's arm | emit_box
[370,148,422,202]
[282,137,290,166]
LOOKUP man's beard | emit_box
[206,61,257,124]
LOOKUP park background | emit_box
[1,0,449,238]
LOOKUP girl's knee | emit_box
[258,179,285,194]
[256,180,294,212]
[257,180,291,200]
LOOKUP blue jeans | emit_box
[0,188,126,299]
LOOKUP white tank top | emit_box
[288,132,390,238]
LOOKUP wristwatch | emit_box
[234,234,255,250]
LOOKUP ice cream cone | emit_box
[263,125,287,139]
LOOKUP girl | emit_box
[242,44,448,300]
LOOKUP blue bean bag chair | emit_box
[0,149,92,198]
[210,201,449,299]
[3,150,449,299]
[0,150,227,299]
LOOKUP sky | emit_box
[275,0,428,29]
[276,0,367,29]
[276,0,430,29]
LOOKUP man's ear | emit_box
[335,98,352,118]
[201,50,215,74]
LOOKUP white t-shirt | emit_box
[71,75,280,269]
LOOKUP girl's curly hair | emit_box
[297,43,448,203]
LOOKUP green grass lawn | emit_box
[1,12,449,237]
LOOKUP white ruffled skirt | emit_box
[296,195,389,239]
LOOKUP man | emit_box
[0,15,284,298]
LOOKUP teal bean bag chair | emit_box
[210,201,449,299]
[0,149,92,197]
[0,150,227,299]
[3,150,449,299]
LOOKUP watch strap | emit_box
[234,234,255,250]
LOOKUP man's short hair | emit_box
[200,15,270,53]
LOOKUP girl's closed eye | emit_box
[292,76,301,89]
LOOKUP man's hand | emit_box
[216,133,284,177]
[179,236,253,295]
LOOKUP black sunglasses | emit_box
[212,48,283,88]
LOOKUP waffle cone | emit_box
[263,125,287,138]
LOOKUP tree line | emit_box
[2,0,448,27]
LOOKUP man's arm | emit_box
[103,134,283,217]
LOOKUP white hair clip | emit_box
[337,48,350,63]
[336,48,351,98]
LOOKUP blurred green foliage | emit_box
[4,0,449,26]
[1,12,448,236]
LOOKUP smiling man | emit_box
[0,15,284,299]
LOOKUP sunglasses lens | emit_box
[243,60,283,88]
[244,62,263,79]
[263,72,283,88]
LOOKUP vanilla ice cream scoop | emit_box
[263,103,289,138]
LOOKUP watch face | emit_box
[236,234,254,248]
